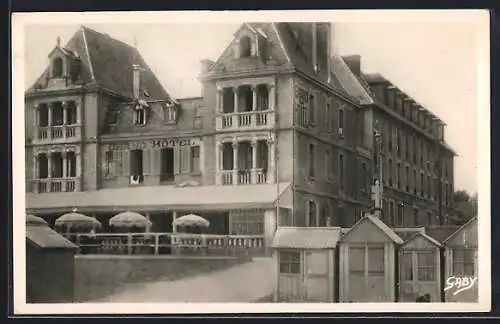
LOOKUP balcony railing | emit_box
[216,110,275,131]
[65,232,266,256]
[35,124,81,142]
[217,168,269,185]
[28,177,80,193]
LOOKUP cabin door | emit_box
[399,250,438,302]
[303,250,330,302]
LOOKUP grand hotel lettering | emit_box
[107,138,201,151]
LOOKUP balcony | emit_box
[217,168,269,186]
[216,110,275,131]
[35,124,82,143]
[28,177,81,193]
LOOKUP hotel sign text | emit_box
[107,138,201,151]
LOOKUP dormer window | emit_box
[52,57,63,78]
[164,104,178,124]
[239,36,252,58]
[134,105,146,126]
[70,59,82,83]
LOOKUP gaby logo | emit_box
[444,276,478,296]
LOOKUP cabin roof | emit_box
[402,231,443,248]
[272,227,342,249]
[26,223,78,250]
[342,214,404,244]
[442,216,478,244]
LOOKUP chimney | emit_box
[312,23,318,73]
[200,59,214,74]
[132,64,142,99]
[342,55,362,77]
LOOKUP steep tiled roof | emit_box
[28,26,171,101]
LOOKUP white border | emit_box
[12,10,491,314]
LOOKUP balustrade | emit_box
[65,232,266,256]
[29,178,80,193]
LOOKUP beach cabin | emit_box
[398,232,442,302]
[271,227,341,302]
[443,217,478,302]
[339,214,403,302]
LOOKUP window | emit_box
[239,36,252,57]
[230,210,264,235]
[104,151,115,177]
[309,94,316,125]
[397,162,401,189]
[279,251,301,274]
[420,173,424,197]
[190,146,200,173]
[308,144,315,178]
[405,166,410,192]
[361,163,368,192]
[65,101,77,125]
[427,175,431,198]
[296,88,309,128]
[416,251,436,281]
[326,102,333,132]
[401,251,413,281]
[164,105,177,123]
[325,149,332,181]
[38,104,49,127]
[160,148,174,181]
[307,200,317,227]
[134,107,146,125]
[396,203,404,227]
[388,200,394,225]
[413,136,417,163]
[413,169,417,195]
[70,59,82,83]
[405,133,410,160]
[130,149,143,177]
[320,204,331,227]
[339,154,345,188]
[368,246,385,275]
[388,159,393,187]
[52,57,63,77]
[338,107,345,134]
[413,207,419,226]
[37,154,48,179]
[349,247,365,275]
[427,211,434,225]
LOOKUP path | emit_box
[93,257,276,303]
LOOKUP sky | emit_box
[23,19,481,194]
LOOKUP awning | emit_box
[26,182,292,214]
[272,227,342,249]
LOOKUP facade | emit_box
[25,23,457,251]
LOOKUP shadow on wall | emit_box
[74,255,251,302]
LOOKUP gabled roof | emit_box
[272,227,342,249]
[402,231,443,248]
[443,216,478,244]
[28,26,172,101]
[393,227,426,241]
[424,225,461,243]
[331,54,374,105]
[342,214,404,244]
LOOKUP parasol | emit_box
[26,214,48,226]
[55,210,102,229]
[173,213,210,228]
[109,211,152,228]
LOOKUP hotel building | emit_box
[25,23,456,251]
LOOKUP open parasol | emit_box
[173,213,210,228]
[109,211,152,228]
[55,210,102,230]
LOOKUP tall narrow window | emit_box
[417,251,436,281]
[388,159,393,187]
[104,151,115,177]
[326,102,333,132]
[405,166,410,192]
[307,200,317,227]
[38,153,48,179]
[52,57,63,77]
[413,207,419,226]
[190,146,200,173]
[397,162,401,189]
[325,149,332,181]
[160,148,174,182]
[308,144,315,178]
[130,149,143,182]
[309,94,316,125]
[420,173,424,197]
[239,36,252,57]
[338,107,345,136]
[413,169,417,195]
[339,154,345,189]
[361,162,367,192]
[134,107,146,125]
